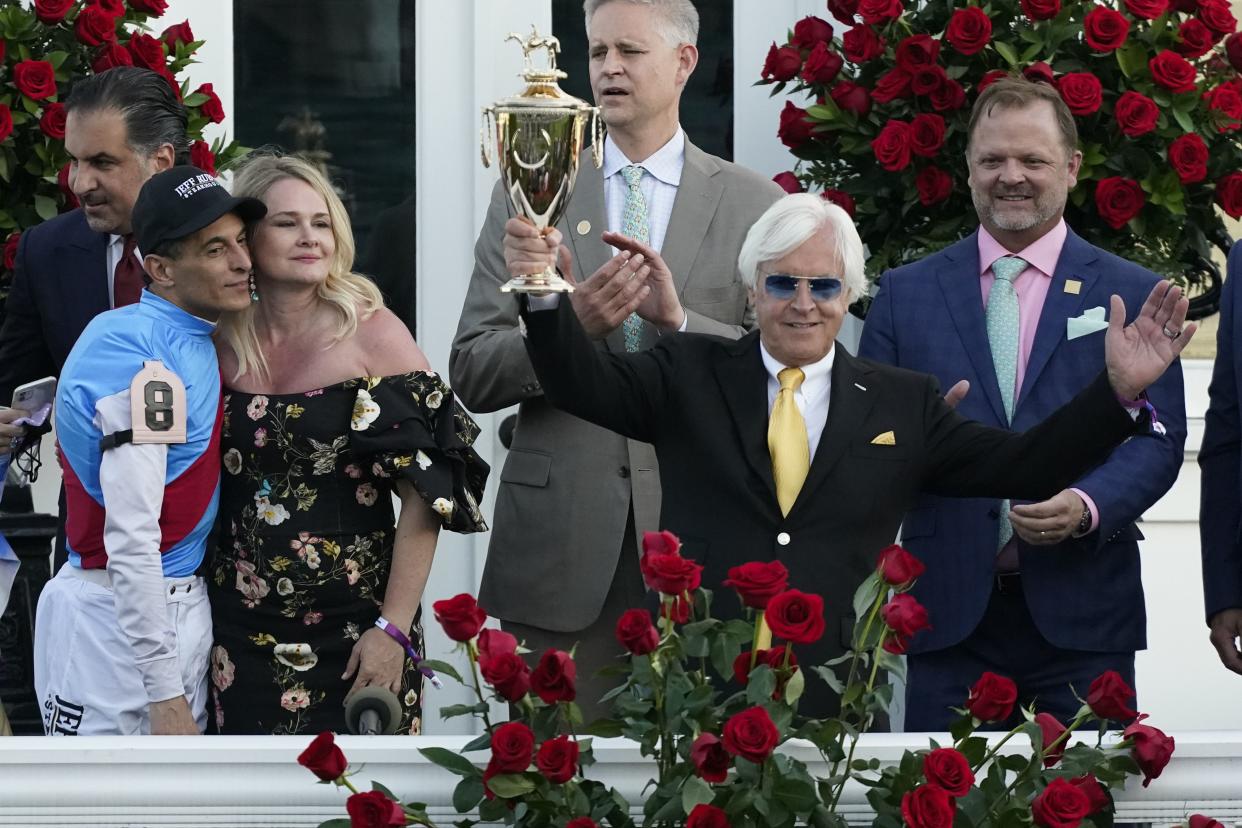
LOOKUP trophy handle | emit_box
[591,108,605,168]
[480,106,496,168]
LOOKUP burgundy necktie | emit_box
[113,234,145,307]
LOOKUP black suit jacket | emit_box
[522,300,1145,716]
[0,209,110,401]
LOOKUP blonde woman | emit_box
[209,154,488,734]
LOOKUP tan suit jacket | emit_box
[450,138,782,631]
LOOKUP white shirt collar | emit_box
[602,128,686,186]
[758,341,836,390]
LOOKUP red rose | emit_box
[732,646,798,690]
[881,593,931,637]
[161,20,195,50]
[14,61,57,101]
[39,102,68,140]
[58,164,79,209]
[911,65,948,96]
[765,589,826,643]
[1032,777,1090,828]
[1122,714,1175,786]
[773,172,804,193]
[1094,177,1145,229]
[883,632,912,654]
[872,119,912,171]
[566,820,597,828]
[93,0,126,16]
[530,648,576,704]
[895,34,941,70]
[1177,20,1216,58]
[643,529,680,556]
[831,81,872,115]
[777,101,815,150]
[93,43,134,73]
[3,233,20,272]
[74,5,118,46]
[1199,0,1238,36]
[945,8,992,55]
[1058,73,1103,115]
[687,804,730,828]
[1125,0,1170,18]
[640,548,702,595]
[1114,91,1159,136]
[478,627,518,663]
[859,0,903,25]
[967,672,1018,721]
[1170,0,1199,10]
[127,33,166,71]
[130,0,169,15]
[615,608,660,654]
[34,0,73,24]
[663,594,692,624]
[535,734,579,784]
[1150,50,1198,93]
[432,593,487,641]
[792,16,835,49]
[1021,0,1061,21]
[977,69,1011,92]
[829,0,860,25]
[842,25,885,63]
[1227,32,1242,71]
[0,105,12,146]
[872,68,912,103]
[1024,62,1056,85]
[722,706,779,763]
[1206,84,1242,130]
[821,189,857,217]
[923,747,974,796]
[1070,775,1110,814]
[480,651,531,701]
[1217,172,1242,217]
[297,731,348,781]
[345,791,407,828]
[1086,670,1139,722]
[876,544,926,587]
[490,721,535,773]
[762,43,802,81]
[916,167,953,206]
[1083,6,1130,51]
[690,733,731,783]
[802,42,844,84]
[1189,816,1226,828]
[930,78,966,111]
[1035,712,1068,767]
[901,784,955,828]
[910,113,946,157]
[195,82,226,124]
[723,560,789,609]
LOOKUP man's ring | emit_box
[1162,324,1181,340]
[1040,530,1046,537]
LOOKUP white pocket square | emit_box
[1067,307,1108,340]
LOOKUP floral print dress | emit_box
[208,373,489,735]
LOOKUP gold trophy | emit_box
[482,27,603,293]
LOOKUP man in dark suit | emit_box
[1200,243,1242,676]
[0,67,186,454]
[509,192,1194,717]
[451,0,780,718]
[858,77,1186,729]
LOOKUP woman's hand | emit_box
[342,626,406,700]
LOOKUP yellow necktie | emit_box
[769,367,810,516]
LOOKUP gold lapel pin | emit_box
[576,220,592,236]
[1064,279,1082,295]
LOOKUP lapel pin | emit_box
[854,382,867,391]
[1064,279,1082,295]
[576,220,591,236]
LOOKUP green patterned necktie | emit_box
[986,255,1026,550]
[620,165,649,352]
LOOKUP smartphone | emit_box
[11,376,57,416]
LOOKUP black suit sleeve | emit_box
[0,230,56,402]
[521,298,673,445]
[920,370,1146,500]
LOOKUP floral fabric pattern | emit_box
[208,372,489,735]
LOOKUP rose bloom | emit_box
[1032,777,1091,828]
[74,5,118,47]
[923,747,974,796]
[821,189,857,217]
[895,34,941,71]
[910,113,946,158]
[1189,816,1226,828]
[535,734,579,784]
[901,784,955,828]
[161,20,196,49]
[1083,6,1130,51]
[916,167,953,206]
[801,42,844,85]
[910,65,948,96]
[1094,177,1145,229]
[723,559,789,609]
[1036,712,1068,767]
[1206,84,1242,131]
[195,83,227,124]
[722,706,780,763]
[859,0,902,25]
[615,608,660,655]
[872,68,912,103]
[732,646,798,691]
[490,721,535,773]
[93,43,134,73]
[130,0,170,15]
[1124,0,1169,19]
[773,172,804,194]
[831,81,872,116]
[297,731,348,781]
[876,544,926,587]
[946,7,992,55]
[930,78,966,112]
[1198,0,1238,36]
[642,529,680,557]
[566,820,598,828]
[1070,774,1110,814]
[777,101,815,150]
[13,60,57,101]
[431,593,487,641]
[531,648,577,703]
[1086,669,1139,721]
[762,43,802,81]
[345,790,407,828]
[687,804,730,828]
[34,0,73,24]
[872,119,913,171]
[765,589,826,643]
[881,593,931,638]
[481,652,531,702]
[190,140,217,177]
[478,627,518,664]
[1057,73,1103,115]
[977,69,1011,93]
[966,671,1017,721]
[128,33,166,71]
[829,0,860,25]
[3,233,21,272]
[1021,0,1061,21]
[842,25,885,63]
[791,15,834,50]
[640,548,702,595]
[690,733,732,783]
[1177,19,1217,58]
[1217,172,1242,218]
[39,102,67,140]
[1227,32,1242,72]
[1149,50,1198,94]
[1024,61,1056,85]
[1122,714,1175,786]
[1114,91,1159,137]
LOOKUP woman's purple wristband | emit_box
[375,617,442,689]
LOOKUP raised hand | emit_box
[601,230,685,332]
[1105,280,1196,401]
[565,246,652,340]
[502,217,559,279]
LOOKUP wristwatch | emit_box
[1074,506,1093,537]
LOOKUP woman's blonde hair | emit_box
[217,153,384,382]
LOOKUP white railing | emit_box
[1,732,1239,827]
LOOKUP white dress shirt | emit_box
[602,129,685,255]
[104,233,143,308]
[760,342,835,459]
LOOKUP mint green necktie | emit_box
[986,255,1026,550]
[620,165,649,353]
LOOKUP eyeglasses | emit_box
[762,274,844,301]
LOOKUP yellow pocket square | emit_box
[870,431,896,446]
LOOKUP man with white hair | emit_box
[452,0,780,716]
[509,193,1194,716]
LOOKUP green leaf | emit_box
[421,659,463,684]
[417,747,482,778]
[993,41,1019,67]
[371,781,399,800]
[812,664,845,695]
[1172,106,1195,134]
[773,774,817,813]
[875,647,906,683]
[33,194,56,222]
[452,777,486,812]
[183,92,210,107]
[46,51,69,70]
[438,702,488,720]
[1116,43,1147,78]
[746,666,778,704]
[461,732,491,753]
[485,773,537,799]
[783,664,806,705]
[317,820,353,828]
[681,775,714,814]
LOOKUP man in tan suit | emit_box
[451,0,781,717]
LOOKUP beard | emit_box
[971,187,1063,234]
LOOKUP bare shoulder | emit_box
[357,306,431,376]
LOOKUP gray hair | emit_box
[583,0,700,46]
[737,194,865,301]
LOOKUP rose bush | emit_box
[761,0,1242,315]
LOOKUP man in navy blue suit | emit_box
[1200,244,1242,676]
[859,77,1186,730]
[0,67,186,455]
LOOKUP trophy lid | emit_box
[495,27,594,111]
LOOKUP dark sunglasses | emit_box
[762,273,844,301]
